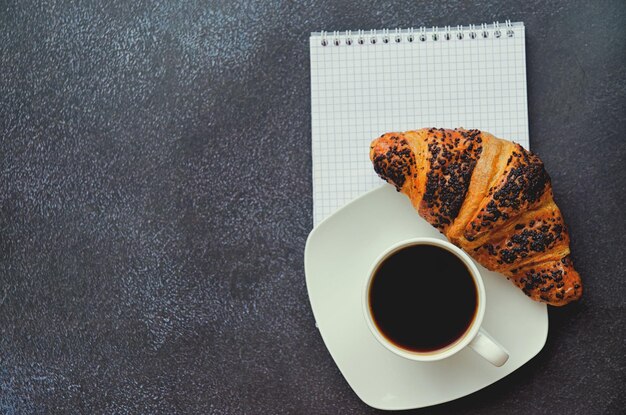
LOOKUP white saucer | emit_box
[304,184,548,411]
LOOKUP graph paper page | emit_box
[310,23,528,226]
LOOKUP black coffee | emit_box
[369,244,478,353]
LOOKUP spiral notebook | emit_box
[310,21,529,226]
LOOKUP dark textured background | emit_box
[1,0,625,413]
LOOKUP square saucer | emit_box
[304,184,548,410]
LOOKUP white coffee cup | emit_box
[362,237,509,367]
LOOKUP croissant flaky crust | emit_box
[370,128,582,306]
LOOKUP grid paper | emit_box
[310,22,529,226]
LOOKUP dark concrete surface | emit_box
[1,0,624,413]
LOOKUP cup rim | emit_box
[362,237,486,362]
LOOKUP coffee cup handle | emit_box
[468,328,509,367]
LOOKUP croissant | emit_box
[369,128,582,306]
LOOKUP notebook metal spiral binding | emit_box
[318,20,517,46]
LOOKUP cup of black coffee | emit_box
[363,237,509,366]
